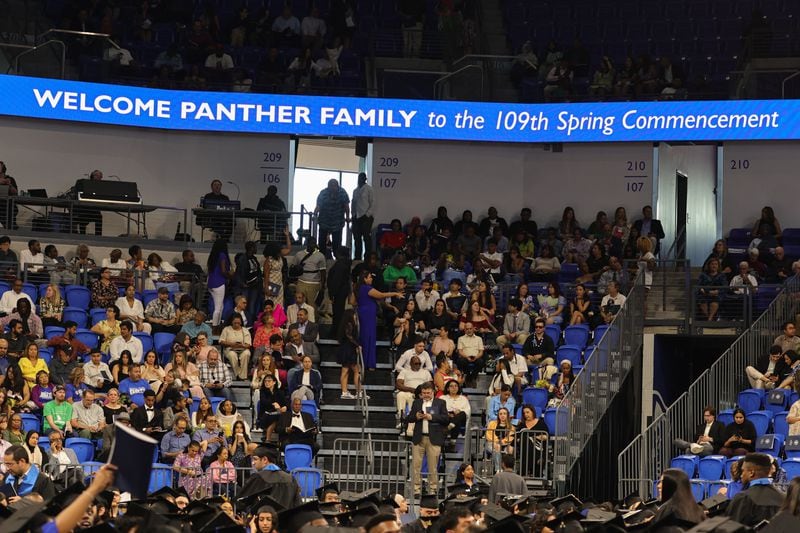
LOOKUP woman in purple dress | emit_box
[355,271,403,371]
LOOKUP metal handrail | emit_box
[782,71,800,99]
[12,39,66,78]
[434,64,484,100]
[39,28,123,51]
[664,224,687,261]
[452,53,517,68]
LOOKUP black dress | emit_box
[516,418,550,477]
[257,386,287,429]
[337,321,359,366]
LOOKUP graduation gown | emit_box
[725,483,785,527]
[236,468,302,511]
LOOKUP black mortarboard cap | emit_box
[319,501,349,517]
[149,486,180,499]
[549,493,583,514]
[183,500,216,516]
[348,503,380,528]
[0,500,47,533]
[418,494,439,510]
[43,481,87,515]
[500,494,529,512]
[443,495,479,512]
[316,482,340,501]
[481,503,512,524]
[247,494,286,516]
[380,496,400,509]
[581,508,627,532]
[700,493,729,517]
[545,509,585,530]
[760,513,800,532]
[341,488,382,510]
[196,510,241,533]
[236,490,284,514]
[277,500,325,532]
[484,513,531,533]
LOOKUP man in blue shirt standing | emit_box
[314,179,349,259]
[160,415,191,464]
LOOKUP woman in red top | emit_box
[379,219,406,259]
[458,299,495,334]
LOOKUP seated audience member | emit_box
[536,282,566,326]
[286,291,315,324]
[395,338,432,373]
[563,228,592,265]
[495,344,529,395]
[383,253,418,285]
[746,345,788,390]
[775,321,800,354]
[90,306,121,354]
[415,278,440,314]
[697,258,728,321]
[70,389,106,440]
[69,244,97,279]
[778,350,800,389]
[601,282,626,324]
[379,219,407,258]
[43,384,73,435]
[101,248,126,274]
[219,314,252,381]
[480,239,504,283]
[485,406,515,472]
[205,44,234,69]
[118,363,152,408]
[90,268,119,309]
[456,225,482,262]
[718,408,757,458]
[746,248,769,281]
[285,327,320,367]
[199,348,235,401]
[522,318,557,378]
[383,276,410,325]
[43,245,75,285]
[768,246,794,283]
[0,236,18,275]
[288,355,322,403]
[20,240,46,280]
[160,415,191,463]
[39,284,64,328]
[131,389,164,438]
[48,344,78,386]
[496,298,530,347]
[597,256,628,295]
[255,299,288,330]
[443,279,467,323]
[0,297,43,345]
[193,414,226,468]
[672,406,725,456]
[455,322,485,387]
[395,355,432,425]
[30,370,53,412]
[4,319,27,358]
[162,394,191,431]
[180,311,212,343]
[145,287,180,334]
[487,384,516,423]
[115,285,151,333]
[145,252,178,291]
[109,321,143,363]
[0,278,34,316]
[277,397,319,455]
[725,452,785,527]
[531,245,561,280]
[288,308,319,343]
[730,262,758,294]
[45,429,83,486]
[83,349,113,392]
[441,380,470,440]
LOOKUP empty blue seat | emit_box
[558,263,581,285]
[690,480,706,502]
[75,330,99,350]
[756,433,785,457]
[737,389,765,414]
[718,409,735,427]
[38,347,53,364]
[148,463,173,493]
[90,308,107,326]
[22,283,38,303]
[765,389,791,415]
[45,326,65,340]
[210,397,224,414]
[670,455,699,478]
[62,307,88,328]
[65,437,95,463]
[783,458,800,479]
[563,325,590,348]
[284,444,313,471]
[20,413,41,433]
[774,411,789,437]
[65,285,91,309]
[724,456,744,479]
[748,410,773,437]
[522,387,549,412]
[291,467,324,498]
[785,436,800,459]
[544,325,561,346]
[593,324,610,344]
[544,407,569,436]
[133,332,154,354]
[556,345,582,367]
[301,400,319,423]
[698,455,725,480]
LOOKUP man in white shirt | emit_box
[292,239,327,310]
[730,261,759,295]
[83,349,113,392]
[286,290,316,324]
[498,344,529,394]
[415,278,440,313]
[0,277,34,315]
[19,239,45,273]
[479,239,504,283]
[204,45,234,70]
[109,321,143,363]
[395,356,432,428]
[101,248,127,274]
[496,298,530,347]
[456,322,485,387]
[351,172,374,261]
[601,282,627,324]
[288,308,319,343]
[272,6,301,40]
[301,6,326,49]
[395,338,433,373]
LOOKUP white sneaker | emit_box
[340,391,356,399]
[357,390,371,400]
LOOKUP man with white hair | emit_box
[730,261,758,295]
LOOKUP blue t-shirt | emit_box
[208,252,229,289]
[118,378,151,407]
[65,383,88,403]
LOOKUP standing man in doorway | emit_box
[315,179,350,259]
[351,172,374,261]
[633,205,665,256]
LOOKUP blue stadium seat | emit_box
[727,228,752,248]
[556,345,582,367]
[45,326,65,340]
[698,455,725,480]
[20,413,41,433]
[774,411,789,437]
[301,400,319,423]
[563,326,590,348]
[284,444,313,471]
[717,409,734,427]
[75,330,99,351]
[707,480,729,497]
[690,480,706,502]
[545,325,561,346]
[63,307,88,328]
[21,282,38,303]
[522,387,549,412]
[558,263,580,285]
[593,324,610,344]
[765,388,791,415]
[90,308,107,326]
[670,455,699,478]
[544,407,569,436]
[782,228,800,245]
[748,410,773,437]
[210,397,224,414]
[65,285,91,309]
[65,437,95,463]
[737,389,765,414]
[755,433,785,457]
[291,467,324,498]
[785,436,800,459]
[133,332,154,354]
[38,436,50,453]
[38,347,53,364]
[154,332,176,364]
[782,458,800,480]
[148,463,173,493]
[142,290,158,307]
[724,456,744,479]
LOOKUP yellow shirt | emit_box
[19,357,48,386]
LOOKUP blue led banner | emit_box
[1,74,798,142]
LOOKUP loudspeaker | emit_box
[355,137,370,157]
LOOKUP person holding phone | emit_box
[406,381,448,496]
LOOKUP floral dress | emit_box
[175,452,208,498]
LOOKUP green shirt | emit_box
[43,400,73,432]
[383,265,418,285]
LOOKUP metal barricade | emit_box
[464,426,493,478]
[692,284,754,330]
[552,274,645,496]
[330,438,412,499]
[514,428,550,482]
[43,463,86,488]
[618,275,800,500]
